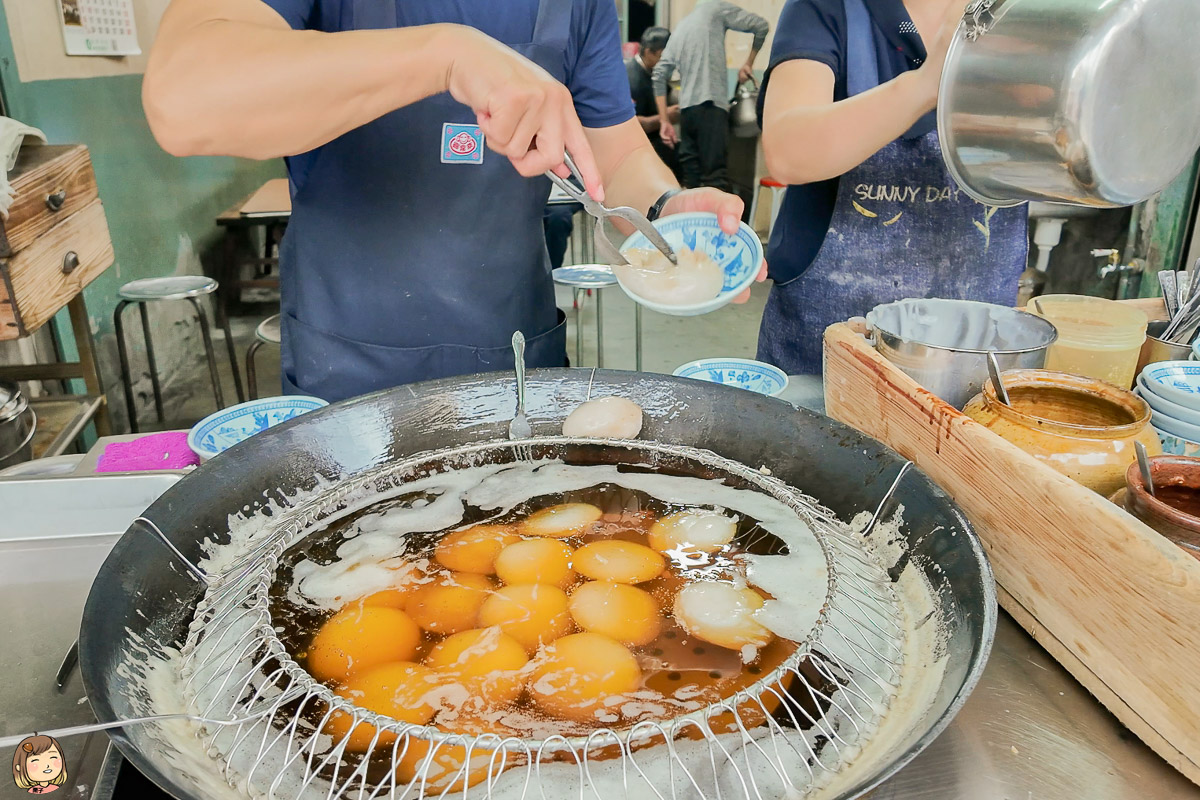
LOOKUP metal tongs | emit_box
[545,153,677,267]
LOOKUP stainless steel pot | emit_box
[938,0,1200,208]
[866,298,1058,408]
[730,78,760,137]
[0,381,35,470]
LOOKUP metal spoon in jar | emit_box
[1135,440,1156,498]
[987,351,1011,405]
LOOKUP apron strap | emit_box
[844,0,881,97]
[533,0,572,53]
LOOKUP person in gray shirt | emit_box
[652,1,770,191]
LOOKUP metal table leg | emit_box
[188,297,226,410]
[596,289,604,368]
[573,288,584,366]
[246,340,264,401]
[635,303,643,372]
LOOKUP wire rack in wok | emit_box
[167,438,910,799]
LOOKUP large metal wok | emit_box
[79,370,995,799]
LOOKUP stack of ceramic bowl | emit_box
[1136,361,1200,456]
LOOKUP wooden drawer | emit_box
[0,144,100,258]
[0,199,114,340]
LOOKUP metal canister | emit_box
[0,382,36,469]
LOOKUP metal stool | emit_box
[749,176,787,240]
[245,313,281,400]
[114,276,244,433]
[552,265,644,370]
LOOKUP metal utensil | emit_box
[0,708,276,750]
[987,351,1011,405]
[1159,270,1179,320]
[545,153,677,267]
[508,331,531,439]
[1136,441,1156,498]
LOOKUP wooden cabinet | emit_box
[0,144,113,449]
[0,144,113,341]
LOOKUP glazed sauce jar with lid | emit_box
[963,368,1162,496]
[1030,294,1147,389]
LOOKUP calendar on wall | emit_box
[57,0,141,57]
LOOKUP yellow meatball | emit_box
[521,503,603,538]
[672,581,773,653]
[529,632,641,723]
[424,627,529,705]
[494,539,576,589]
[568,581,662,646]
[435,524,520,575]
[648,511,737,555]
[478,584,572,654]
[323,662,440,752]
[306,606,421,684]
[406,572,493,634]
[572,540,665,584]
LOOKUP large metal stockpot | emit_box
[938,0,1200,208]
[78,370,995,800]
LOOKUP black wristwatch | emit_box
[647,189,682,221]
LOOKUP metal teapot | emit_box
[730,78,759,138]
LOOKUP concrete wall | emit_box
[0,5,283,430]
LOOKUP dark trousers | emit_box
[679,102,729,191]
[542,201,581,270]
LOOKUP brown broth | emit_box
[267,481,809,742]
[1151,484,1200,518]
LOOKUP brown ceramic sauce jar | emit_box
[1113,456,1200,561]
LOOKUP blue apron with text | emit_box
[279,0,569,401]
[756,0,1028,375]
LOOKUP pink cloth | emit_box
[96,431,199,472]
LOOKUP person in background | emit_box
[754,0,1028,375]
[542,201,581,271]
[652,1,770,191]
[626,26,679,177]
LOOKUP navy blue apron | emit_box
[756,0,1028,375]
[280,0,569,401]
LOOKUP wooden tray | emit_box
[823,319,1200,784]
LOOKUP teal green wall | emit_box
[0,8,283,345]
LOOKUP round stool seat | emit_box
[255,313,281,345]
[552,264,618,290]
[760,176,786,188]
[118,275,218,302]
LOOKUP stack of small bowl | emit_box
[1136,360,1200,456]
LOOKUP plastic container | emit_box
[1031,294,1147,388]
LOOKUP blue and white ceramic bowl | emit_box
[188,396,327,461]
[618,212,762,317]
[1139,360,1200,410]
[1137,382,1200,428]
[1154,426,1200,457]
[673,358,788,396]
[1150,409,1200,445]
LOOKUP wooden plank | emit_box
[0,145,100,257]
[823,322,1200,783]
[0,200,114,340]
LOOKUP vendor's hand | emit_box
[737,63,755,85]
[917,0,967,108]
[660,188,768,304]
[659,118,678,148]
[445,26,603,200]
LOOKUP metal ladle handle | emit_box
[987,351,1011,406]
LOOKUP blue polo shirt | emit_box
[257,0,634,193]
[757,0,935,285]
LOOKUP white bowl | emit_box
[1154,426,1200,457]
[188,396,328,462]
[1150,409,1200,444]
[673,358,788,396]
[1136,383,1200,428]
[617,212,762,317]
[1139,360,1200,409]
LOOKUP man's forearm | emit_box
[637,114,661,134]
[145,0,460,159]
[587,120,677,228]
[745,47,761,69]
[655,96,671,122]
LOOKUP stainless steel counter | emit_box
[780,375,1198,798]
